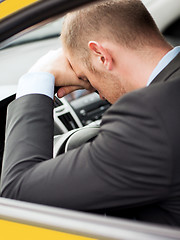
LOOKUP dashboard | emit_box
[54,90,110,135]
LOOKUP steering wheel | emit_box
[53,125,100,157]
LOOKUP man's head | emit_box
[61,0,171,103]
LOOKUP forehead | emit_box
[64,47,88,78]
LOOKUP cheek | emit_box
[86,69,104,89]
[88,77,102,92]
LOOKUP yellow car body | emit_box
[0,219,95,240]
[0,0,38,19]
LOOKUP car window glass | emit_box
[0,16,63,100]
[0,0,180,98]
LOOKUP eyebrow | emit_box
[78,76,90,83]
[78,75,86,80]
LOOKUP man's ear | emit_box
[88,41,113,71]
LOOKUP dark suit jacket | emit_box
[1,53,180,227]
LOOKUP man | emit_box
[1,0,180,226]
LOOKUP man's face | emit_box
[64,49,126,104]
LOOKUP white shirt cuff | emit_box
[16,72,55,100]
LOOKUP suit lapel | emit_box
[150,53,180,85]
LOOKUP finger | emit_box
[57,86,83,98]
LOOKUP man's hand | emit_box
[29,49,94,98]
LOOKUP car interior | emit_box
[0,19,112,171]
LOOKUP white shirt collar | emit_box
[147,46,180,86]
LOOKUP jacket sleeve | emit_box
[0,92,171,211]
